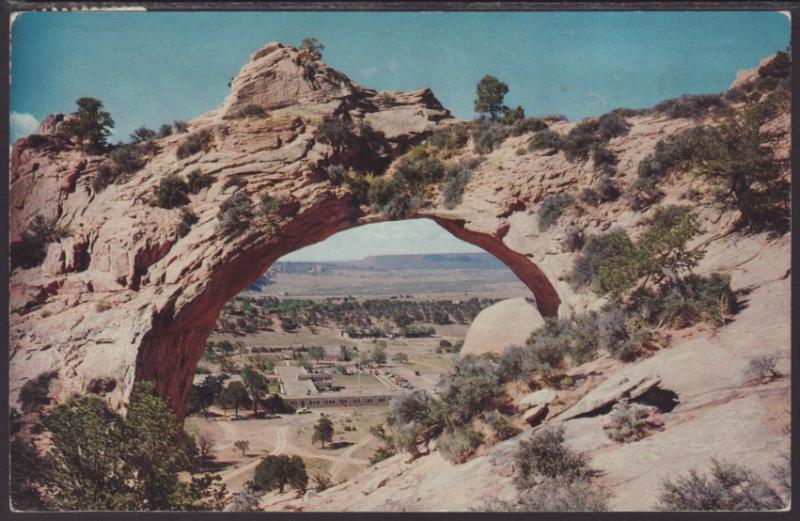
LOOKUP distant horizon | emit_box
[277,250,495,264]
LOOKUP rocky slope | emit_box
[9,43,791,511]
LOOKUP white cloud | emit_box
[10,111,39,141]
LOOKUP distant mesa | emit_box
[460,297,544,358]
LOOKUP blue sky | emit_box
[9,11,789,261]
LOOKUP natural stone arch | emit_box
[132,208,560,425]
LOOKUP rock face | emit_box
[460,297,544,358]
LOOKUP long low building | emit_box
[282,393,397,408]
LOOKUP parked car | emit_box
[264,413,281,420]
[230,414,246,421]
[296,407,312,414]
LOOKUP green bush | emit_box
[485,410,521,441]
[538,192,575,231]
[92,163,118,193]
[442,163,473,209]
[130,126,156,143]
[642,273,735,328]
[657,459,784,511]
[595,306,652,362]
[604,402,651,442]
[176,128,214,159]
[506,479,609,512]
[187,170,213,193]
[109,143,148,175]
[154,174,190,208]
[562,112,630,163]
[655,93,728,119]
[315,116,355,152]
[591,144,618,172]
[427,124,470,151]
[514,425,590,488]
[528,130,563,151]
[394,149,445,191]
[562,119,600,162]
[596,111,631,140]
[217,193,254,235]
[472,119,510,154]
[436,356,501,426]
[510,117,549,136]
[157,124,173,138]
[580,176,620,206]
[437,426,484,463]
[176,208,198,238]
[570,207,703,298]
[224,103,267,119]
[626,176,664,210]
[10,216,71,271]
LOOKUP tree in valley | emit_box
[312,416,335,448]
[308,346,326,361]
[234,440,250,457]
[240,365,267,415]
[250,455,308,494]
[217,381,249,416]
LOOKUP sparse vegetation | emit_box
[176,128,214,159]
[514,425,592,488]
[154,174,190,208]
[437,426,484,464]
[562,112,630,162]
[528,129,564,151]
[604,402,652,442]
[472,119,510,154]
[225,103,267,119]
[10,215,72,271]
[130,126,156,143]
[176,208,198,238]
[654,93,728,119]
[234,440,250,457]
[187,170,213,193]
[743,354,782,383]
[217,193,254,235]
[441,162,473,209]
[538,193,575,231]
[657,459,784,511]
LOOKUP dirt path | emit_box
[329,433,374,481]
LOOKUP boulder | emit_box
[460,297,544,358]
[517,388,557,412]
[558,375,662,421]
